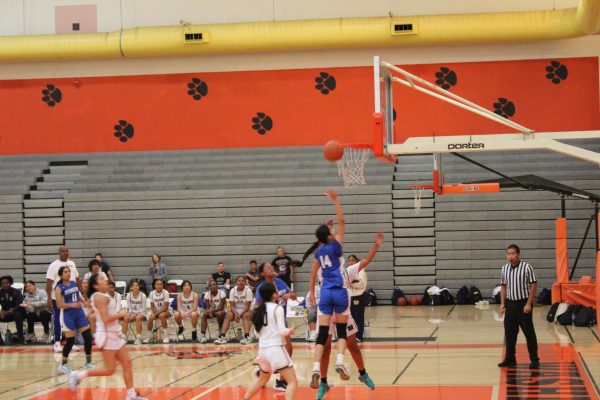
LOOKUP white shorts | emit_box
[328,315,358,337]
[128,312,148,321]
[256,345,293,374]
[95,331,127,351]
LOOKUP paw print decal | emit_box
[186,78,208,100]
[393,107,397,122]
[434,67,457,90]
[493,98,515,119]
[114,120,135,142]
[41,85,62,107]
[314,72,336,95]
[545,61,568,84]
[251,113,273,135]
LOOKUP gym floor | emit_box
[1,305,598,400]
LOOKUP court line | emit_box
[563,325,576,343]
[391,353,417,385]
[425,326,439,345]
[446,305,456,316]
[187,363,256,400]
[578,351,600,397]
[589,327,600,343]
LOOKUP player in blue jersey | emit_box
[308,189,350,388]
[55,266,93,375]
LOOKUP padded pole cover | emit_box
[555,218,569,284]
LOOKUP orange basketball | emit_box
[407,297,420,306]
[323,140,344,162]
[397,297,408,306]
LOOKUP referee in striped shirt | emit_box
[498,244,540,369]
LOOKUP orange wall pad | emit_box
[0,57,598,155]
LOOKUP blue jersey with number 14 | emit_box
[316,240,345,289]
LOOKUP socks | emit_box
[76,371,88,380]
[127,388,136,396]
[336,354,344,365]
[244,333,249,338]
[86,355,92,364]
[313,361,320,371]
[359,369,366,375]
[62,357,68,365]
[321,377,328,384]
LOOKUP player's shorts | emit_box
[128,312,148,320]
[256,345,293,374]
[95,330,127,350]
[318,287,349,316]
[329,315,358,337]
[232,306,249,315]
[61,309,89,332]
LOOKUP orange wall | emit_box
[0,57,598,155]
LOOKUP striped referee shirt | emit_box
[500,261,537,301]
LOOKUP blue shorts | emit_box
[318,287,349,316]
[61,309,89,332]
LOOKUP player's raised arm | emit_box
[325,190,345,244]
[358,233,384,272]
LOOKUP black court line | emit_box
[563,325,576,343]
[168,356,256,400]
[446,304,456,316]
[12,352,150,400]
[392,353,417,385]
[292,336,435,343]
[578,351,600,397]
[589,327,600,343]
[425,327,439,345]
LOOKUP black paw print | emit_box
[114,120,135,142]
[545,61,568,84]
[393,107,397,122]
[434,67,457,90]
[314,72,336,95]
[493,98,516,119]
[186,78,208,100]
[251,113,273,135]
[41,85,62,107]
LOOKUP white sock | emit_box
[76,371,88,380]
[127,388,136,396]
[192,329,196,332]
[313,361,320,371]
[336,354,344,365]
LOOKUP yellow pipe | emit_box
[0,0,599,62]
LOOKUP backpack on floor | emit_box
[546,302,561,322]
[391,288,406,305]
[439,288,454,305]
[469,286,483,304]
[537,288,552,305]
[574,306,596,327]
[557,305,583,325]
[366,288,378,307]
[456,286,470,305]
[492,286,502,304]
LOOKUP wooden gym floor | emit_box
[1,305,598,400]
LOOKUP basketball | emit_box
[407,296,420,306]
[323,140,344,162]
[397,297,408,306]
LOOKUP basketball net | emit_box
[412,186,424,215]
[337,147,370,188]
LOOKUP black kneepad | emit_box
[82,329,93,342]
[336,323,347,340]
[316,325,330,345]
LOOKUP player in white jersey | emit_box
[143,278,171,344]
[123,280,148,344]
[199,280,227,343]
[68,274,146,400]
[174,280,199,341]
[314,232,383,399]
[243,282,297,400]
[215,276,253,345]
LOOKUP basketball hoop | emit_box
[412,186,424,214]
[337,146,370,188]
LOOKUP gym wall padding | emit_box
[0,57,598,156]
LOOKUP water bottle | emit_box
[236,328,243,342]
[363,321,371,339]
[4,330,13,346]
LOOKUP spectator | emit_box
[272,247,293,287]
[211,262,231,293]
[348,254,368,341]
[94,253,114,281]
[215,276,253,345]
[21,280,51,343]
[199,280,226,343]
[46,245,80,353]
[123,279,148,345]
[245,260,261,293]
[174,281,199,341]
[149,254,168,282]
[144,278,171,344]
[0,275,26,344]
[106,281,122,313]
[84,259,108,281]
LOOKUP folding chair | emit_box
[286,296,309,339]
[115,281,127,296]
[167,279,183,299]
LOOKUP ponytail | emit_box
[88,273,99,298]
[252,303,268,332]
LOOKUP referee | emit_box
[498,244,540,369]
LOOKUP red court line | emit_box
[0,342,504,354]
[33,385,493,400]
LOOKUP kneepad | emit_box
[336,323,347,340]
[81,329,93,342]
[316,325,330,346]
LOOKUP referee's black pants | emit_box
[503,299,539,363]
